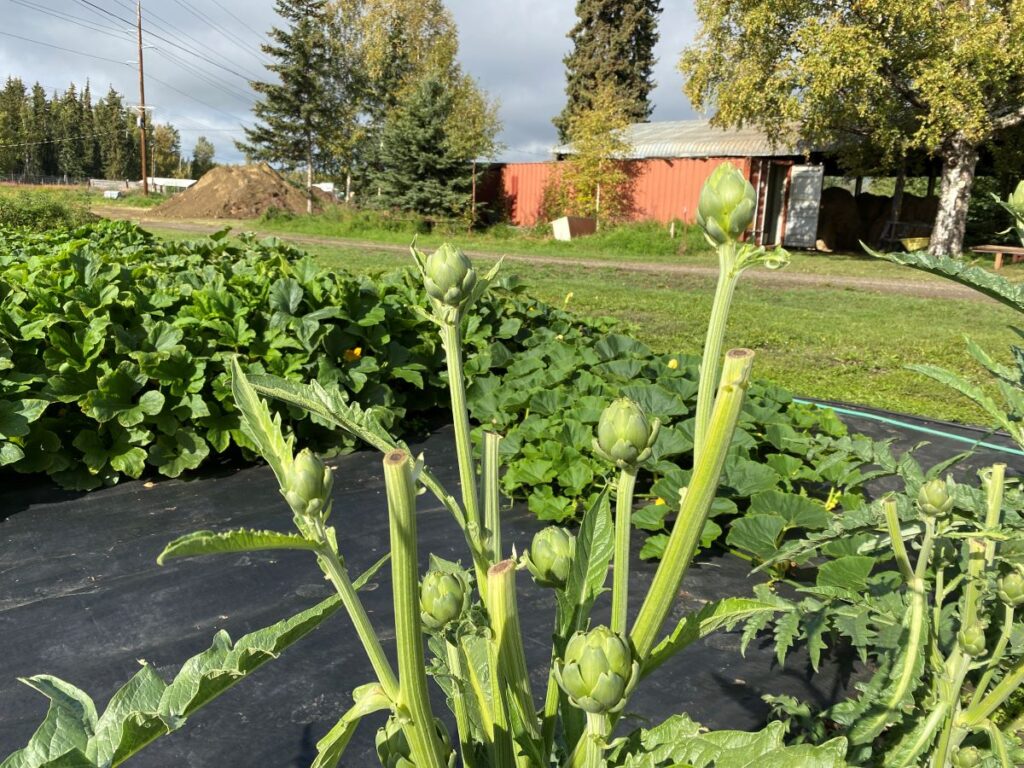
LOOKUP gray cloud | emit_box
[0,1,699,166]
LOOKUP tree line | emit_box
[238,0,501,218]
[0,77,216,182]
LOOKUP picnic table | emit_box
[970,244,1024,269]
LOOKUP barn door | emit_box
[783,165,824,248]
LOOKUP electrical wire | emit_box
[169,0,270,69]
[7,0,133,42]
[207,0,272,47]
[0,30,130,66]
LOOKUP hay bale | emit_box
[816,186,861,252]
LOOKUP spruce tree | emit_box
[55,84,86,179]
[373,74,471,220]
[237,0,351,211]
[21,84,51,177]
[554,0,661,142]
[0,77,27,175]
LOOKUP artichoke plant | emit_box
[524,526,576,589]
[282,448,333,519]
[420,568,470,631]
[917,477,953,518]
[593,398,659,470]
[997,568,1024,607]
[696,162,756,246]
[554,625,639,714]
[423,243,478,309]
[376,714,455,768]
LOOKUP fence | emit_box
[0,174,89,187]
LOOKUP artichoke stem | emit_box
[611,468,637,635]
[383,450,448,768]
[694,242,739,463]
[631,350,754,660]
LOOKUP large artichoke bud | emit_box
[952,746,982,768]
[423,243,477,308]
[524,526,575,589]
[375,715,455,768]
[997,567,1024,607]
[593,398,659,470]
[696,162,756,246]
[554,625,639,714]
[419,568,470,631]
[282,448,333,519]
[917,478,953,518]
[958,625,986,658]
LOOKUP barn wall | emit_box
[489,157,753,226]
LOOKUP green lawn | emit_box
[216,235,1015,425]
[238,209,1024,282]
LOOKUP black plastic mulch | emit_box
[0,414,1020,765]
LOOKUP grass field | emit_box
[147,226,1018,425]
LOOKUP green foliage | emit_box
[548,82,636,222]
[373,74,473,220]
[1,596,342,768]
[0,191,93,231]
[607,715,848,767]
[751,456,1024,766]
[553,0,662,142]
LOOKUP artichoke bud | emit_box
[696,162,756,246]
[375,715,455,768]
[593,398,658,470]
[957,625,986,658]
[553,625,639,714]
[419,568,470,631]
[423,243,477,308]
[997,569,1024,607]
[952,746,982,768]
[283,449,333,518]
[917,478,953,518]
[525,526,575,589]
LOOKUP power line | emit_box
[8,0,133,42]
[0,29,131,66]
[73,0,263,85]
[208,0,272,47]
[150,46,255,105]
[169,0,270,69]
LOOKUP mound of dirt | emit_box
[154,163,323,219]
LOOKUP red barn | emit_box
[488,121,827,248]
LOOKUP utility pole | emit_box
[137,0,148,195]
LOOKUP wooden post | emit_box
[595,182,601,231]
[137,0,148,196]
[470,160,476,233]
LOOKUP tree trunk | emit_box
[306,153,313,215]
[929,133,979,257]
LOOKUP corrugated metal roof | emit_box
[554,120,816,159]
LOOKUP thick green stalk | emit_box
[982,719,1014,768]
[566,712,609,768]
[441,321,481,531]
[972,605,1015,707]
[484,624,517,768]
[316,547,399,699]
[931,654,972,768]
[383,451,448,768]
[484,431,502,563]
[445,641,476,768]
[488,559,540,767]
[884,498,915,583]
[962,656,1024,727]
[693,242,739,462]
[631,349,754,660]
[611,468,637,635]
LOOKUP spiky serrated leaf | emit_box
[644,597,790,676]
[157,529,317,565]
[557,488,613,635]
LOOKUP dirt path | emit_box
[101,209,988,302]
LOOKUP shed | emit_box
[491,120,828,248]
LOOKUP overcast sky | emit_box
[0,0,700,164]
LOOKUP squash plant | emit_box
[2,165,850,767]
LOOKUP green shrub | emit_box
[0,220,563,489]
[0,190,93,231]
